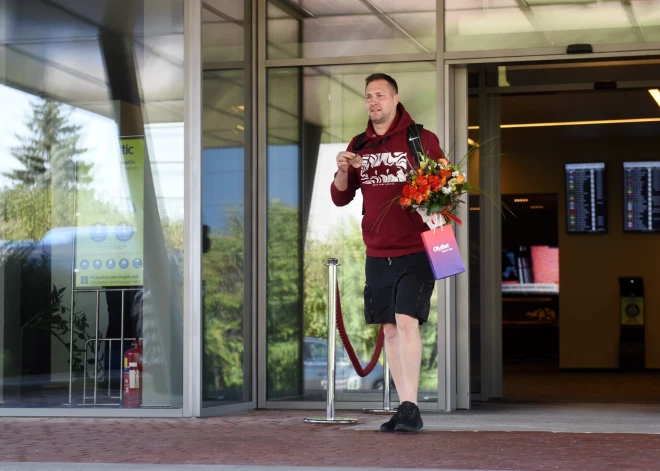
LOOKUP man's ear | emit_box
[393,93,399,105]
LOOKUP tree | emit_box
[5,99,91,189]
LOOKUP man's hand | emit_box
[334,151,357,191]
[336,151,357,173]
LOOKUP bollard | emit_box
[304,258,358,425]
[362,346,397,414]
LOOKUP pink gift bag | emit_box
[421,225,466,280]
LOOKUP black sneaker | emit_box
[394,401,423,432]
[379,410,400,433]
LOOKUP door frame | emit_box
[445,50,660,408]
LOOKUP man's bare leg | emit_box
[394,313,422,404]
[382,323,403,396]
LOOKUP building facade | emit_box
[2,0,660,417]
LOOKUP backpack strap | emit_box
[406,123,424,167]
[351,132,368,153]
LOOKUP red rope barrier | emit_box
[335,285,384,377]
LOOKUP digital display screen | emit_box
[565,163,607,234]
[623,161,660,232]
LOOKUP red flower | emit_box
[427,175,442,191]
[400,197,412,207]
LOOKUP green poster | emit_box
[74,137,145,288]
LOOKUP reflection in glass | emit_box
[267,0,436,60]
[445,0,660,52]
[202,69,251,406]
[266,63,439,402]
[0,0,184,409]
[203,0,246,63]
[266,68,303,400]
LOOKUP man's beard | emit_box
[370,112,390,125]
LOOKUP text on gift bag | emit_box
[421,225,465,280]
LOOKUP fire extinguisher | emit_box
[123,338,142,408]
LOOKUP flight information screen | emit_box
[565,163,607,234]
[624,161,660,232]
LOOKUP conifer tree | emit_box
[5,99,91,188]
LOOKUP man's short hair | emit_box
[365,73,398,94]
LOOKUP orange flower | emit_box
[456,174,465,184]
[439,157,450,167]
[440,169,452,178]
[417,167,424,176]
[439,176,447,186]
[416,176,428,187]
[400,197,412,207]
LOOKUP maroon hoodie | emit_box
[330,103,445,258]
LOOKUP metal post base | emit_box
[362,407,397,414]
[304,417,358,424]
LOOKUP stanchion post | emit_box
[363,344,397,414]
[304,258,357,425]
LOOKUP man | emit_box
[330,73,445,433]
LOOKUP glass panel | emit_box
[267,0,436,60]
[266,67,303,400]
[203,0,246,63]
[0,0,184,409]
[445,0,660,52]
[266,62,439,403]
[201,69,251,406]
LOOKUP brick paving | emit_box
[1,409,660,470]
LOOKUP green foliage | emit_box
[22,283,99,377]
[5,99,91,189]
[0,186,53,240]
[304,220,379,360]
[202,210,246,397]
[266,201,302,397]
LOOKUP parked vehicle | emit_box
[303,337,385,393]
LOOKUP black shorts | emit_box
[363,251,435,326]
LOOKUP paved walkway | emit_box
[2,405,660,470]
[0,465,506,471]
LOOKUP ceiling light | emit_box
[514,198,528,203]
[468,117,660,130]
[649,89,660,108]
[470,207,480,211]
[530,205,544,209]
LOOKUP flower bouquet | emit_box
[400,153,472,229]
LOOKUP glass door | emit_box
[465,58,660,405]
[200,0,254,414]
